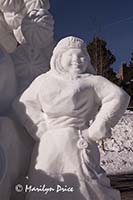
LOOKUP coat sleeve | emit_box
[12,74,47,140]
[88,75,130,141]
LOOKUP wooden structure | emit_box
[109,174,133,200]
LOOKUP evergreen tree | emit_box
[87,37,118,83]
[117,54,133,108]
[123,53,133,99]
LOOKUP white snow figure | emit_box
[0,0,50,44]
[13,36,130,200]
[0,45,33,200]
[21,8,54,49]
[0,0,50,12]
[0,11,17,52]
[11,8,54,93]
[0,45,16,114]
[12,44,50,94]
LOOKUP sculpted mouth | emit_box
[71,63,81,66]
[71,68,81,72]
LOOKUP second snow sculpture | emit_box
[0,0,50,48]
[21,8,54,49]
[0,45,16,114]
[0,11,17,52]
[14,36,130,200]
[11,7,54,93]
[0,1,53,199]
[0,0,50,44]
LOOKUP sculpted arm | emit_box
[13,74,46,140]
[88,76,130,141]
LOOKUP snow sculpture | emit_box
[0,1,54,200]
[0,44,31,200]
[0,0,50,12]
[0,45,16,114]
[0,117,33,200]
[12,8,54,93]
[12,44,50,93]
[13,36,130,200]
[0,11,17,52]
[21,9,54,49]
[0,1,53,200]
[0,0,54,94]
[0,44,33,200]
[0,0,50,44]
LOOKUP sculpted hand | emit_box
[84,121,111,142]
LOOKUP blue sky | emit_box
[50,0,133,72]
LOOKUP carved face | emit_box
[60,48,89,75]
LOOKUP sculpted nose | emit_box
[72,54,78,62]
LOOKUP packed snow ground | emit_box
[99,110,133,175]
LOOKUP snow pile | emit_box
[98,110,133,175]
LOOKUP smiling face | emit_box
[60,48,89,75]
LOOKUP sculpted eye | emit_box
[80,57,85,61]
